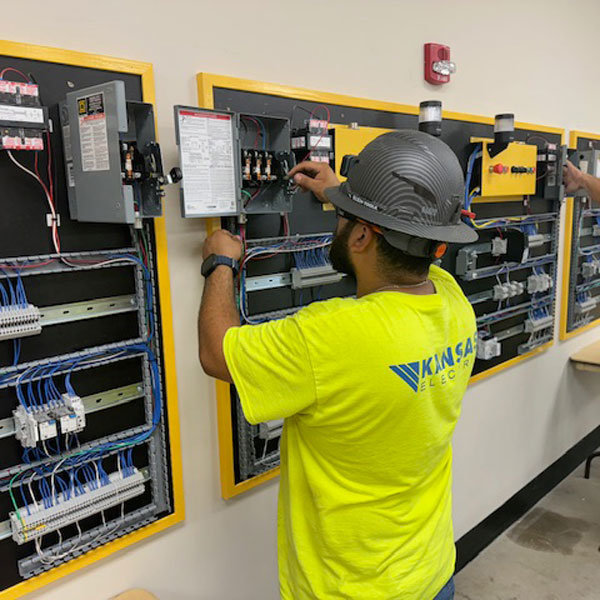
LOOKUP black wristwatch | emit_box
[201,254,239,278]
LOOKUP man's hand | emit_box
[288,161,340,203]
[563,160,586,195]
[202,229,243,261]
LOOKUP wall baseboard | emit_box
[455,424,600,572]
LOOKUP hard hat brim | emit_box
[325,184,479,245]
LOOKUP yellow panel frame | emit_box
[196,72,564,497]
[0,40,184,600]
[559,130,600,340]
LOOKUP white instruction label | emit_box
[77,92,110,172]
[309,134,331,149]
[178,109,237,216]
[0,104,44,124]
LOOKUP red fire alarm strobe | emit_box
[424,43,456,85]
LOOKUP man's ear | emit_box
[349,224,377,253]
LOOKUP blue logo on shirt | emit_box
[389,333,477,392]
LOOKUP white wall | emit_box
[4,1,600,598]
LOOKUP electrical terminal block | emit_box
[290,265,343,290]
[10,468,145,545]
[492,281,525,301]
[0,304,41,341]
[13,394,86,448]
[581,261,599,280]
[575,296,598,315]
[476,334,501,360]
[527,273,553,294]
[526,234,545,249]
[491,237,508,257]
[258,419,284,440]
[524,314,554,333]
[592,224,600,238]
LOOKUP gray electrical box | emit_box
[61,80,173,224]
[173,105,295,217]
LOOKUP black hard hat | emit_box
[325,130,478,248]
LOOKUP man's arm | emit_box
[198,230,243,382]
[564,160,600,203]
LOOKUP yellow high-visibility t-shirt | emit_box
[223,265,477,600]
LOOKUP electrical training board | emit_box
[187,74,565,499]
[560,131,600,339]
[0,42,182,599]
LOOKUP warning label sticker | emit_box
[178,109,237,216]
[77,92,109,172]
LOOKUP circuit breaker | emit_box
[174,105,296,217]
[61,80,179,224]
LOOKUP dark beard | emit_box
[329,220,356,278]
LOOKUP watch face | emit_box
[201,254,217,277]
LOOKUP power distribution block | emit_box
[61,81,178,224]
[174,106,295,217]
[478,140,537,197]
[10,468,145,545]
[0,80,49,151]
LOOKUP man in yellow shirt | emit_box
[198,131,478,599]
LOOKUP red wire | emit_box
[301,104,331,162]
[0,67,30,82]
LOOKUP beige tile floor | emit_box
[455,458,600,600]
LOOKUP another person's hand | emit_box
[202,229,243,261]
[563,160,586,194]
[288,161,340,203]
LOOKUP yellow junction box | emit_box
[477,139,538,197]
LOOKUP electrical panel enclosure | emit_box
[174,105,294,217]
[64,80,167,224]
